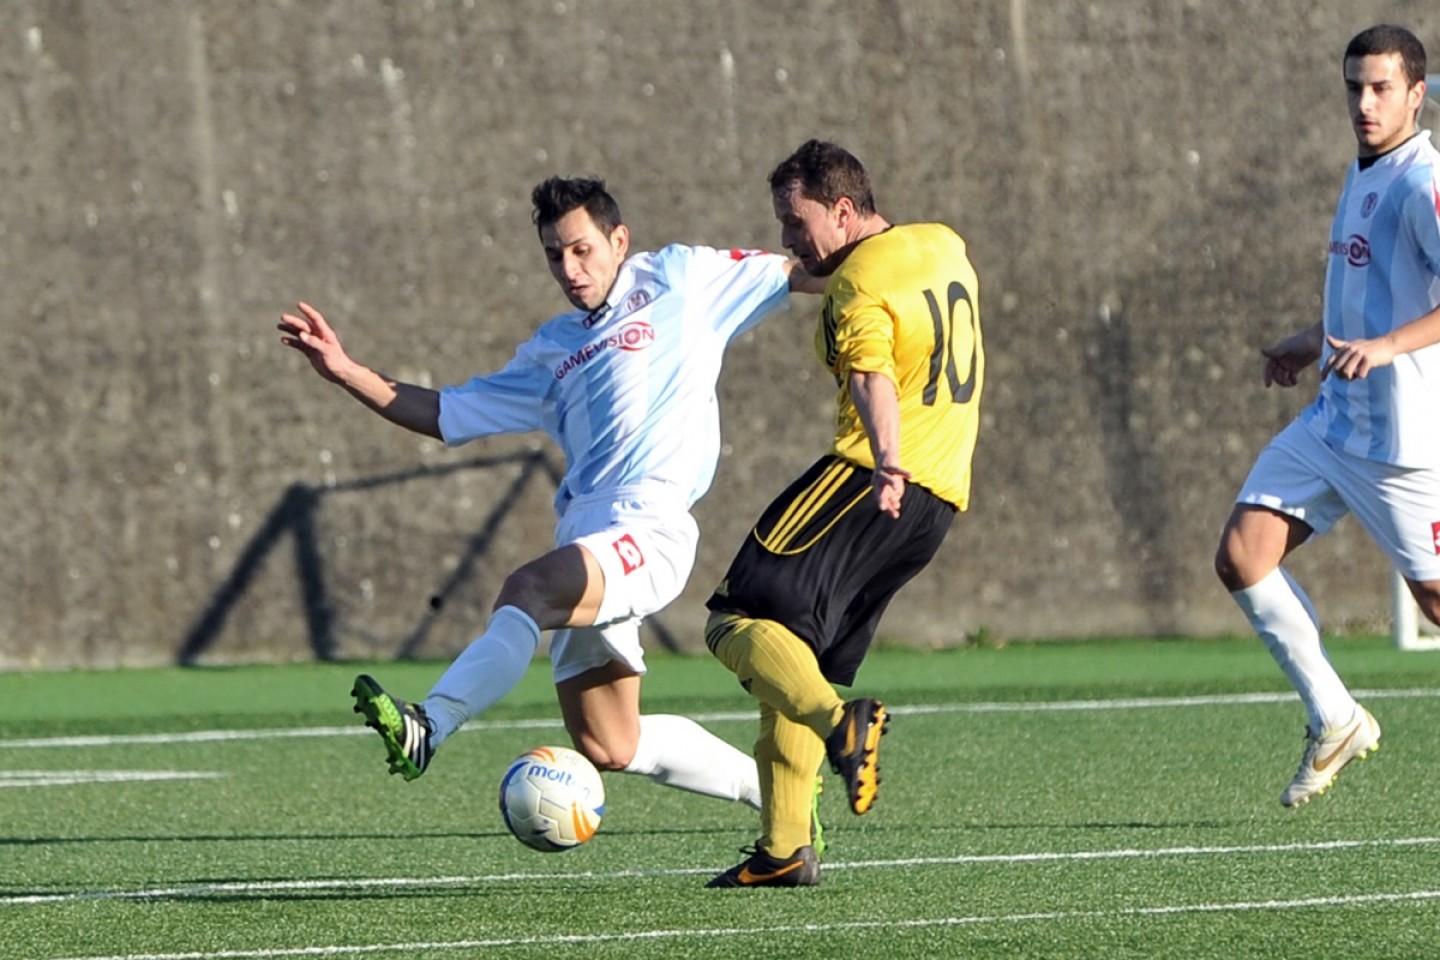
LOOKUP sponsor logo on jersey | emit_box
[1328,234,1370,268]
[554,321,656,380]
[612,533,645,574]
[1431,520,1440,555]
[1360,192,1379,218]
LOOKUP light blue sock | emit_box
[422,605,540,748]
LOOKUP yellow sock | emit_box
[707,612,845,736]
[756,703,827,858]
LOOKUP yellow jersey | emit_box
[817,222,983,509]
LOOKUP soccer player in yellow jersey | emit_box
[706,140,984,887]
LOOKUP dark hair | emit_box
[767,139,877,215]
[530,176,623,235]
[1345,24,1427,87]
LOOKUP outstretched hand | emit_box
[278,302,353,385]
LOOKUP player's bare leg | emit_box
[1217,505,1376,805]
[1403,576,1440,628]
[560,660,762,807]
[354,545,600,779]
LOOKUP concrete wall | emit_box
[3,1,1435,668]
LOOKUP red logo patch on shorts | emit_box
[1431,520,1440,555]
[612,534,645,574]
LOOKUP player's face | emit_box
[1345,52,1424,158]
[772,181,851,277]
[541,207,630,311]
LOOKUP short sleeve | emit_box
[667,244,791,339]
[437,341,554,446]
[829,275,897,384]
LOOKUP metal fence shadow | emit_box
[179,451,685,665]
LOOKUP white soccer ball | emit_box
[498,746,605,852]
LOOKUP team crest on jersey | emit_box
[621,289,652,316]
[611,533,646,574]
[1360,192,1379,218]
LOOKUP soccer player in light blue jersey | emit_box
[1216,24,1440,808]
[280,176,814,809]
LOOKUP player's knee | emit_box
[705,612,750,670]
[495,566,562,627]
[1410,581,1440,628]
[497,566,542,607]
[1214,520,1281,592]
[1213,539,1248,592]
[570,733,634,772]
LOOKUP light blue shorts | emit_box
[1238,419,1440,581]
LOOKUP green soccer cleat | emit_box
[707,843,821,888]
[810,773,827,859]
[351,674,434,781]
[825,698,888,815]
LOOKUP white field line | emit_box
[8,835,1440,908]
[3,686,1438,751]
[0,770,221,787]
[12,690,1440,958]
[40,888,1440,960]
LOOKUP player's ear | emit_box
[610,223,630,258]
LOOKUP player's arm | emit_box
[1325,191,1440,380]
[278,301,442,439]
[849,369,908,519]
[785,259,827,295]
[1261,320,1324,388]
[1322,303,1440,381]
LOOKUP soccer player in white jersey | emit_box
[1215,24,1440,807]
[279,176,815,811]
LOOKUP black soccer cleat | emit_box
[707,843,821,888]
[351,674,434,781]
[825,698,888,815]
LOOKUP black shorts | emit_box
[706,455,955,685]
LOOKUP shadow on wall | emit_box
[177,451,684,665]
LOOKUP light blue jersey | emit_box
[438,244,790,515]
[1303,130,1440,467]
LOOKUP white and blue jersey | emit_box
[437,244,790,515]
[1302,130,1440,468]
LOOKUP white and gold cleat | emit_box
[1280,705,1380,808]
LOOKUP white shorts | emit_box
[546,490,699,684]
[1237,419,1440,581]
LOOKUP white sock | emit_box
[1232,568,1355,733]
[1280,567,1321,632]
[624,713,762,809]
[422,605,541,748]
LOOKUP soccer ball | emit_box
[498,746,605,852]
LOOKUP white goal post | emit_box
[1392,570,1440,651]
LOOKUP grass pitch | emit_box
[3,636,1439,959]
